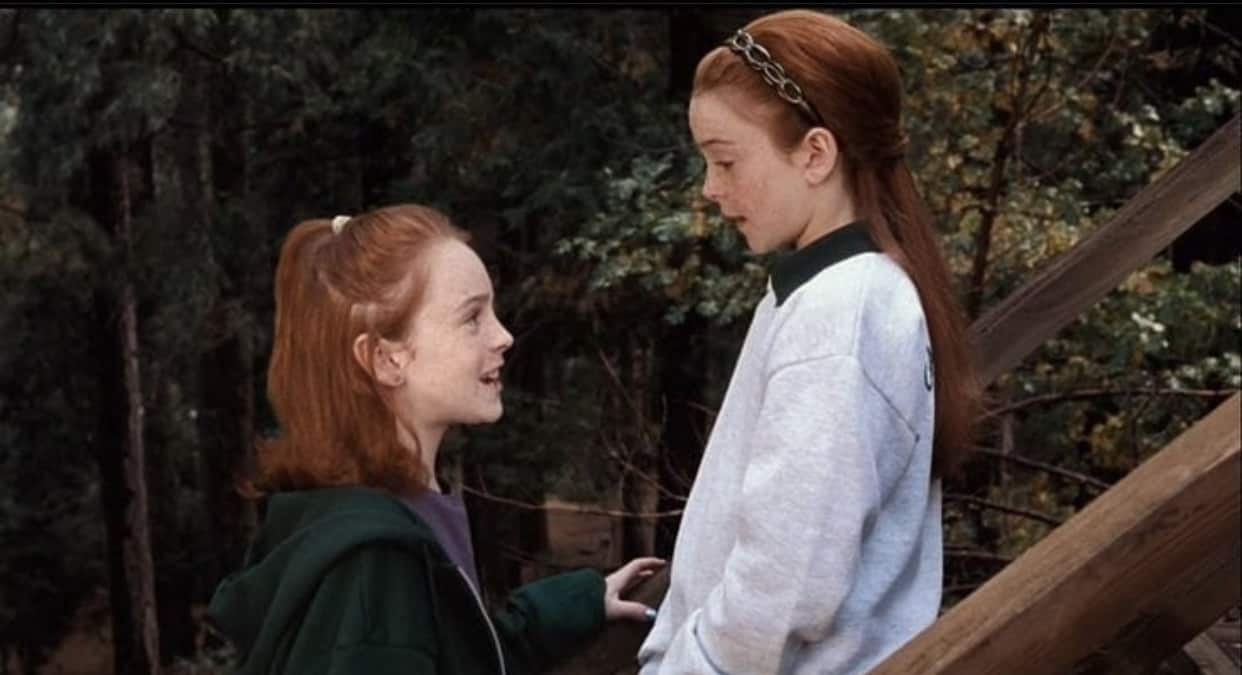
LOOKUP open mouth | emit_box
[480,368,502,390]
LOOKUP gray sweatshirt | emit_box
[638,223,941,674]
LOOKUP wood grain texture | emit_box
[871,394,1240,675]
[1073,535,1239,674]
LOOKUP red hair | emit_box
[245,204,469,496]
[695,10,982,476]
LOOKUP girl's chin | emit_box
[468,404,504,424]
[741,229,774,254]
[745,237,774,255]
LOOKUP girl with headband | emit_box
[639,10,981,674]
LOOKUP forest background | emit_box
[0,7,1238,674]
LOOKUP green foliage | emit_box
[1012,259,1240,467]
[847,9,1239,306]
[944,258,1241,589]
[553,153,767,327]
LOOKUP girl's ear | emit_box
[353,334,409,388]
[799,126,840,185]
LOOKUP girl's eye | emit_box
[714,161,734,170]
[466,311,481,328]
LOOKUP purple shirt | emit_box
[402,488,480,591]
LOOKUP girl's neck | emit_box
[397,419,444,492]
[795,198,859,250]
[794,175,859,250]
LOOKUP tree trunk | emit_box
[197,37,258,588]
[118,151,162,675]
[199,337,256,575]
[88,148,162,675]
[653,316,709,558]
[619,333,656,560]
[967,14,1050,318]
[174,11,261,602]
[89,285,132,675]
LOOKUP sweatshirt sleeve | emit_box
[492,568,607,674]
[656,355,895,674]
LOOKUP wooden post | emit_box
[870,394,1241,674]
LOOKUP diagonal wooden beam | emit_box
[1078,536,1240,673]
[870,394,1241,674]
[972,114,1240,385]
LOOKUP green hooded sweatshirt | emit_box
[207,486,605,674]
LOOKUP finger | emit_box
[612,566,655,592]
[607,599,655,622]
[605,557,669,595]
[617,556,665,572]
[615,557,667,581]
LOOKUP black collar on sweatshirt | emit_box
[770,220,878,306]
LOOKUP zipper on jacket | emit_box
[456,565,507,675]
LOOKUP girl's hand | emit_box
[604,557,667,622]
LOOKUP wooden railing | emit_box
[873,394,1240,674]
[552,114,1241,674]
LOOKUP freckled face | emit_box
[398,239,514,429]
[689,90,813,254]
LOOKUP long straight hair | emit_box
[694,10,982,476]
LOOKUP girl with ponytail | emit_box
[639,10,981,674]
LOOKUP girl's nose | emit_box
[701,173,722,203]
[495,322,514,352]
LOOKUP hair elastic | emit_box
[330,215,351,235]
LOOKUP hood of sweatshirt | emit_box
[206,486,439,667]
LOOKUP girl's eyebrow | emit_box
[698,138,735,149]
[456,292,490,312]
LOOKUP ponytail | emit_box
[854,161,983,477]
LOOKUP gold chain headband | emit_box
[725,29,825,128]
